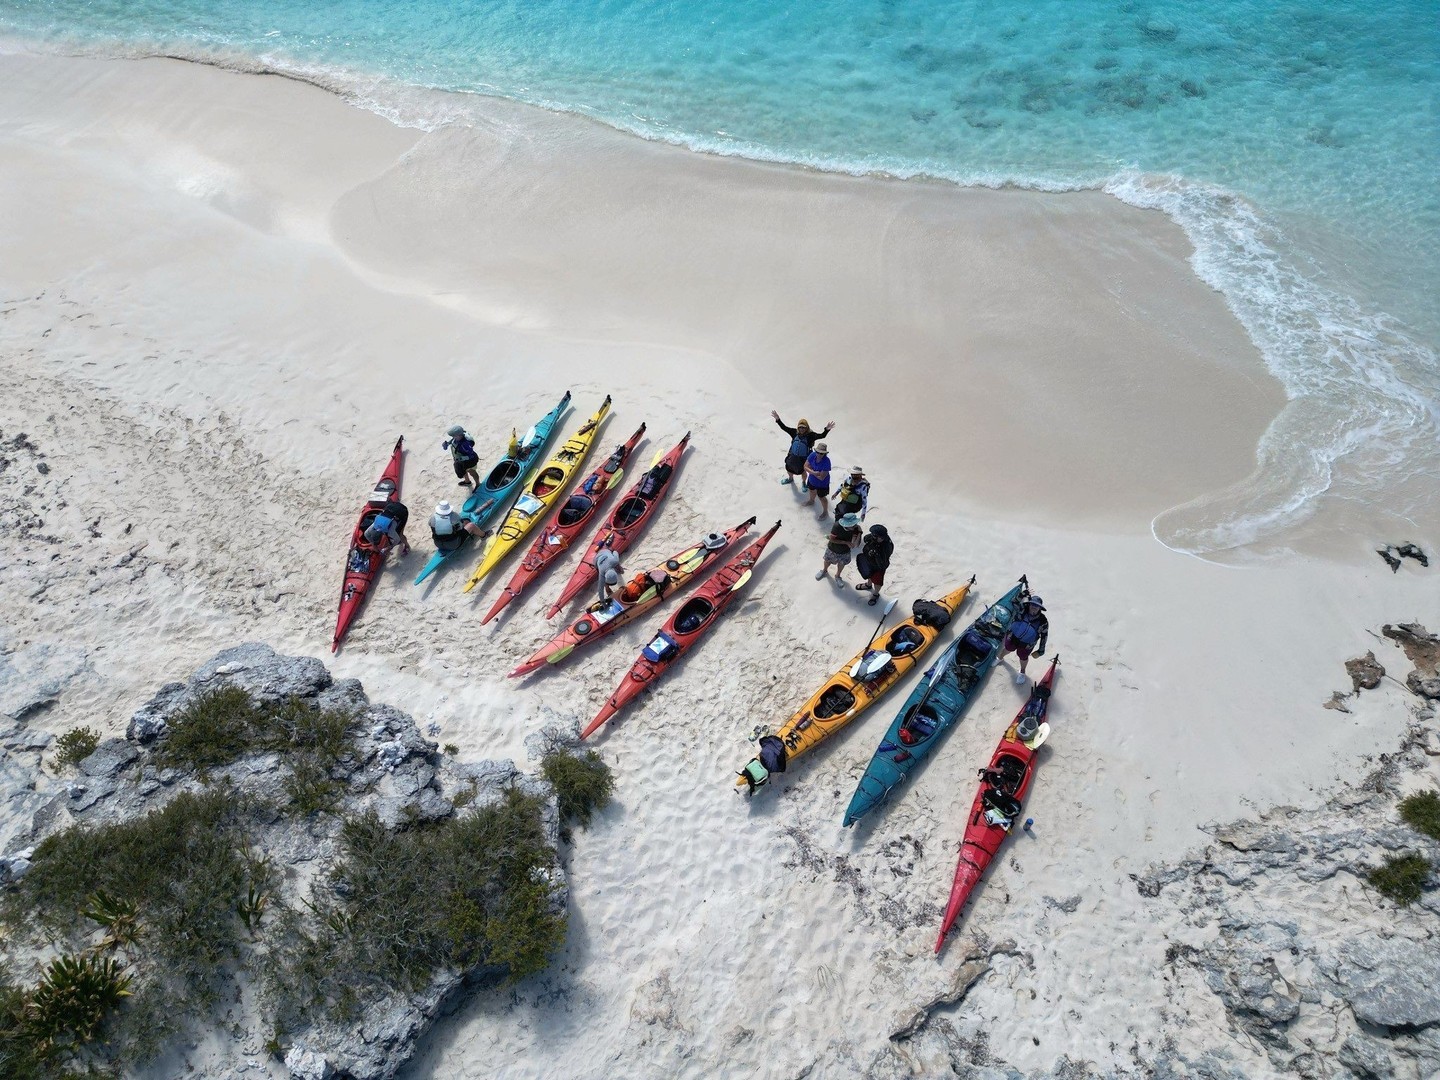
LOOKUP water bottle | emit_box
[1023,818,1034,833]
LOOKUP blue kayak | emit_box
[841,579,1030,827]
[414,391,572,585]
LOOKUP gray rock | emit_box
[1408,671,1440,700]
[0,848,34,885]
[3,726,53,753]
[1347,652,1385,692]
[1339,1033,1395,1080]
[127,680,186,743]
[192,643,331,703]
[283,1045,333,1080]
[78,737,139,778]
[1331,933,1440,1029]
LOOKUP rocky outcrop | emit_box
[1347,652,1386,692]
[1,643,566,1080]
[1131,693,1440,1079]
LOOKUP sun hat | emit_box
[814,441,828,453]
[1027,595,1045,608]
[839,513,861,527]
[797,418,810,427]
[446,425,465,437]
[435,501,453,516]
[869,523,888,537]
[849,465,864,476]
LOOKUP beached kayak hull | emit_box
[332,436,404,652]
[734,579,974,794]
[481,424,647,625]
[463,395,611,593]
[414,392,571,585]
[935,656,1059,953]
[511,516,755,678]
[583,521,782,738]
[841,581,1028,827]
[543,431,689,619]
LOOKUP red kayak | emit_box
[935,656,1060,953]
[582,520,781,739]
[481,424,646,626]
[511,516,753,678]
[543,432,690,619]
[332,437,405,653]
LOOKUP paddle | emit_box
[849,598,899,680]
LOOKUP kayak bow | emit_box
[481,423,647,625]
[463,395,612,593]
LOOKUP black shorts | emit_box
[785,453,807,476]
[452,456,479,478]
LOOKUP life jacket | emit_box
[371,512,396,534]
[1008,619,1040,647]
[789,434,809,458]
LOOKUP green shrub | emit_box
[541,750,614,833]
[4,788,270,1061]
[1399,790,1440,842]
[1367,853,1432,906]
[264,789,564,1032]
[53,728,100,771]
[156,687,258,772]
[156,688,355,816]
[27,954,132,1050]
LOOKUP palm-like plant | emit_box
[27,953,133,1048]
[81,889,143,951]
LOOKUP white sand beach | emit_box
[2,50,1435,1078]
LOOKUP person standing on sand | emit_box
[771,412,834,486]
[595,543,623,603]
[803,441,833,514]
[998,595,1049,683]
[832,466,869,520]
[853,524,892,607]
[816,512,862,583]
[442,425,481,488]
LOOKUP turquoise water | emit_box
[3,0,1438,553]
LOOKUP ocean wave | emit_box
[6,32,1437,558]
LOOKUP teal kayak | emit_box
[414,391,572,585]
[841,578,1030,827]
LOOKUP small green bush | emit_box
[156,688,354,816]
[27,954,133,1050]
[53,728,100,771]
[157,686,258,772]
[541,750,614,832]
[1399,790,1440,842]
[1368,853,1432,906]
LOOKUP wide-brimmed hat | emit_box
[838,513,861,527]
[446,425,465,437]
[435,501,453,516]
[849,465,864,476]
[814,441,828,452]
[869,523,888,537]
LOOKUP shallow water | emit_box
[3,0,1437,555]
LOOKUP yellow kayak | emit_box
[463,396,611,592]
[735,579,974,793]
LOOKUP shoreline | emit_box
[2,48,1436,1079]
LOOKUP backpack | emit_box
[911,599,951,629]
[789,435,809,458]
[1007,619,1039,647]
